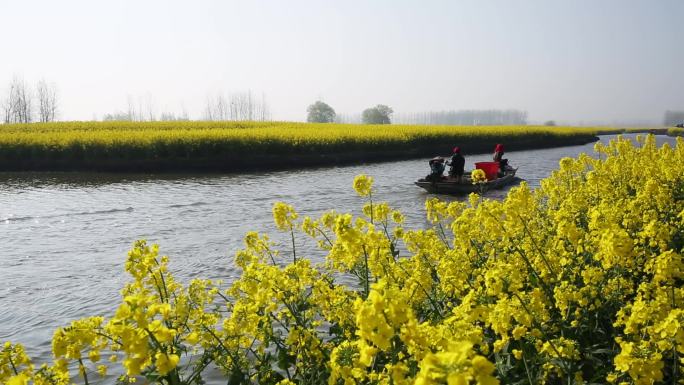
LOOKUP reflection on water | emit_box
[0,134,678,370]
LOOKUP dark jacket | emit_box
[448,153,465,176]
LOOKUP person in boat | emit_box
[427,156,445,182]
[493,143,510,177]
[447,146,465,183]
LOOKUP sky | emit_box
[0,0,682,124]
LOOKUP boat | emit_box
[414,168,518,194]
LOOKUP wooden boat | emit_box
[415,169,518,194]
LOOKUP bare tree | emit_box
[204,90,270,121]
[36,79,58,122]
[105,95,191,122]
[137,98,144,122]
[160,111,190,121]
[1,82,14,123]
[393,109,528,125]
[204,94,230,121]
[16,78,32,123]
[217,94,228,120]
[3,76,32,123]
[257,93,270,121]
[127,95,137,121]
[204,95,215,121]
[143,94,156,121]
[230,91,258,121]
[180,102,189,121]
[229,92,250,120]
[103,111,133,121]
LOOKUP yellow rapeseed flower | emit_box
[471,169,487,184]
[353,174,374,197]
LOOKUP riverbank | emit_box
[668,127,684,136]
[0,121,610,172]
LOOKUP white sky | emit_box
[1,0,682,124]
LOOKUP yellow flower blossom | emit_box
[471,169,487,184]
[353,174,374,197]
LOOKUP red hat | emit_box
[452,146,460,153]
[495,144,504,152]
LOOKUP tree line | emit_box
[306,102,529,126]
[1,76,58,123]
[103,91,270,122]
[394,109,528,125]
[204,91,270,121]
[307,101,394,124]
[103,95,191,122]
[664,110,684,126]
[1,78,678,126]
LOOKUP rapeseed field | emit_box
[0,121,610,171]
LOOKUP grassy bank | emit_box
[669,127,684,136]
[0,121,609,172]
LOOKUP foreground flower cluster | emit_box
[2,135,683,385]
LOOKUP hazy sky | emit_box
[1,0,682,124]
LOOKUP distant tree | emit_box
[205,91,270,121]
[3,76,33,124]
[392,109,528,125]
[334,113,362,124]
[103,111,133,121]
[664,110,684,126]
[1,87,11,124]
[36,79,58,122]
[143,94,156,121]
[160,112,190,121]
[127,95,137,121]
[362,104,393,124]
[307,101,336,123]
[544,120,556,126]
[204,94,228,121]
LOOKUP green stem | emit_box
[517,213,557,278]
[7,353,18,376]
[512,243,555,304]
[185,353,214,385]
[157,270,171,303]
[168,368,182,385]
[152,258,172,300]
[290,227,297,263]
[520,341,534,384]
[315,227,334,247]
[78,358,90,385]
[147,268,165,301]
[281,297,307,329]
[369,192,374,224]
[436,222,451,248]
[362,245,370,298]
[511,292,570,376]
[394,261,443,318]
[673,284,678,384]
[203,327,241,371]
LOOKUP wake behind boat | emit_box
[415,168,518,194]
